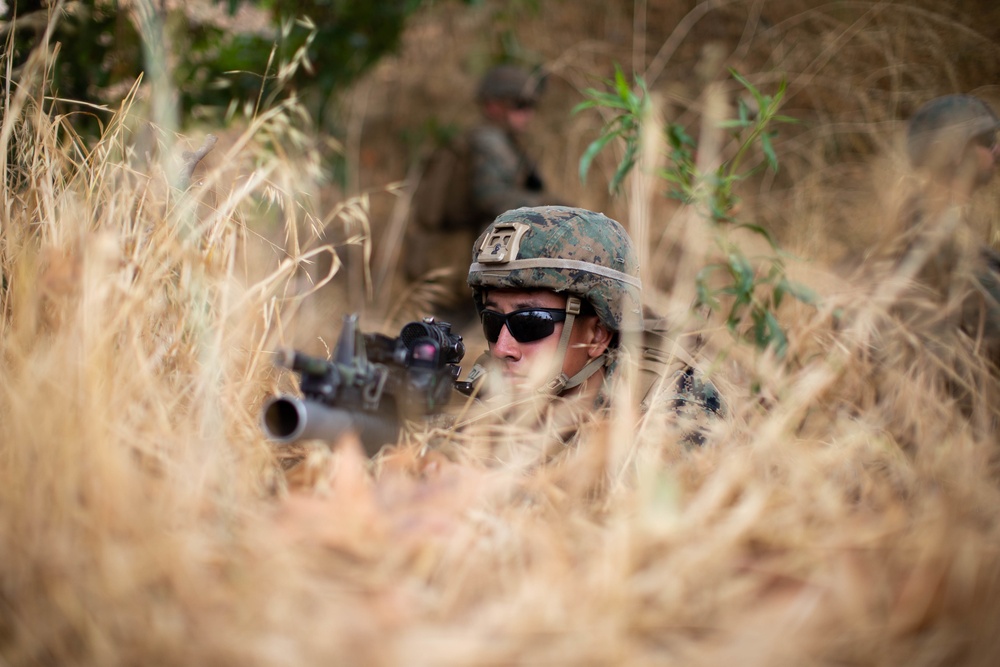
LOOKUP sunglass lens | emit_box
[481,311,505,343]
[481,309,564,344]
[507,311,557,342]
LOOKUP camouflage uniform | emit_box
[465,206,724,448]
[466,65,557,226]
[403,66,560,320]
[894,95,1000,365]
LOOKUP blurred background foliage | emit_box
[3,0,483,133]
[6,0,999,144]
[5,0,1000,311]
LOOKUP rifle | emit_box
[261,314,471,457]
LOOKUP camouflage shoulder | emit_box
[466,123,514,154]
[645,366,725,447]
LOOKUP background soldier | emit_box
[892,94,1000,363]
[906,94,999,197]
[466,65,560,223]
[865,93,1000,438]
[404,65,562,327]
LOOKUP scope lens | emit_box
[411,340,439,363]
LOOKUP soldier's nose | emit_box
[491,324,521,360]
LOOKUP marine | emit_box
[404,65,563,323]
[458,205,724,455]
[891,94,1000,365]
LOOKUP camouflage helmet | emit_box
[475,64,544,105]
[467,206,642,334]
[907,94,1000,170]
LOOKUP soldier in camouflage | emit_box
[906,94,999,192]
[403,65,562,325]
[893,95,1000,365]
[464,206,723,446]
[467,65,561,224]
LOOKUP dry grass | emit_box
[3,1,1000,665]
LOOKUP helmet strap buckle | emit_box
[542,373,570,394]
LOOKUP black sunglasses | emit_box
[481,307,566,343]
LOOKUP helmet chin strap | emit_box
[540,296,609,395]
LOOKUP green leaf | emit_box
[666,123,695,147]
[582,92,631,110]
[730,69,765,110]
[718,119,750,129]
[763,311,788,356]
[695,269,721,310]
[614,66,631,99]
[781,278,819,305]
[579,132,617,183]
[773,78,788,104]
[609,151,636,194]
[760,131,778,171]
[571,100,599,114]
[732,223,778,250]
[728,253,754,290]
[727,297,749,328]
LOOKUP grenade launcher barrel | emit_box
[261,395,399,459]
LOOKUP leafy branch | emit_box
[572,65,650,195]
[576,67,816,355]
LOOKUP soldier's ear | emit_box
[588,321,612,359]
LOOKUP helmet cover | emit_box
[476,65,545,104]
[907,94,1000,169]
[468,206,642,334]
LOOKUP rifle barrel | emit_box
[261,395,399,457]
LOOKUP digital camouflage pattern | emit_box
[402,125,555,309]
[402,66,557,305]
[467,65,559,230]
[467,124,551,226]
[659,367,726,446]
[468,206,642,333]
[475,64,544,104]
[604,327,725,447]
[467,206,725,442]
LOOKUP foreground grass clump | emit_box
[4,36,1000,667]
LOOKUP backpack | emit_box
[410,133,474,233]
[403,134,478,297]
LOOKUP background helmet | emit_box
[467,206,642,336]
[906,94,1000,170]
[475,64,545,105]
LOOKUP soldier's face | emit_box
[967,130,999,188]
[504,103,535,134]
[974,139,999,186]
[482,289,610,392]
[483,99,535,134]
